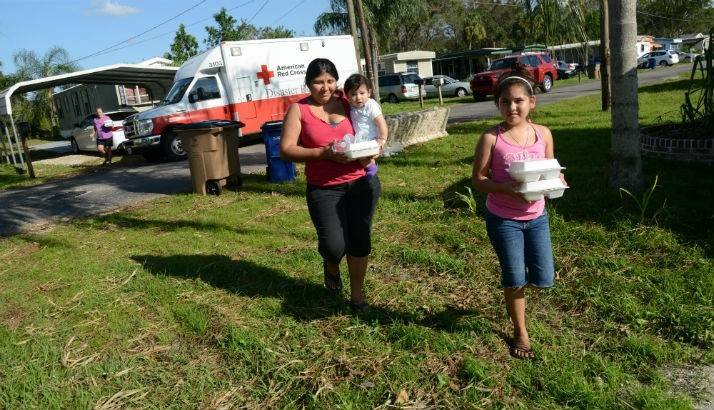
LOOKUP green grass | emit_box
[0,78,711,408]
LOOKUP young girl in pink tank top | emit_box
[471,68,568,360]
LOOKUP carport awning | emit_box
[0,63,179,116]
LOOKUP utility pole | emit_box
[354,0,374,94]
[369,29,381,101]
[345,0,361,74]
[600,0,611,111]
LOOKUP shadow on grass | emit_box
[75,214,249,234]
[440,123,714,255]
[133,253,498,333]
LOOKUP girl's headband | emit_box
[500,76,533,93]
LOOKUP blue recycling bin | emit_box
[261,121,296,183]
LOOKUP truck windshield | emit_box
[161,77,193,105]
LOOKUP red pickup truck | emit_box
[470,53,558,101]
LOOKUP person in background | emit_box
[92,107,113,165]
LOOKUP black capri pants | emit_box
[306,175,381,263]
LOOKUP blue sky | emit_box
[0,0,332,73]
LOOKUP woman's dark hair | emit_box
[305,58,339,85]
[344,73,372,93]
[493,64,535,104]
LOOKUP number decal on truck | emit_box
[207,60,224,68]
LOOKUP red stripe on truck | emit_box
[151,93,310,138]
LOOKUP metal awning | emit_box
[0,63,178,116]
[0,63,178,177]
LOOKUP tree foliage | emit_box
[164,24,198,65]
[636,0,714,37]
[204,7,295,47]
[314,0,712,54]
[12,47,78,137]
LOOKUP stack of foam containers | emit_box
[507,159,567,201]
[344,140,380,159]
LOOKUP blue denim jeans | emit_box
[485,209,555,288]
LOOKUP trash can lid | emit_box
[261,121,284,131]
[175,120,245,130]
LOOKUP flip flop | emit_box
[323,261,342,296]
[509,344,535,360]
[350,300,370,314]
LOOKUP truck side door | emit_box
[233,75,257,121]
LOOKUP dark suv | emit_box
[378,73,426,103]
[470,53,558,101]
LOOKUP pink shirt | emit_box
[486,124,547,221]
[93,115,113,140]
[297,97,365,187]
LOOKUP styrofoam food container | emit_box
[345,140,380,159]
[508,159,564,182]
[518,178,568,201]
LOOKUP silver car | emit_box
[423,75,471,98]
[70,109,136,153]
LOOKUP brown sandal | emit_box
[509,344,535,360]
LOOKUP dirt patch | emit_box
[0,305,29,330]
[35,154,101,166]
[641,122,712,140]
[664,364,714,409]
[0,241,40,261]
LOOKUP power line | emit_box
[72,0,259,63]
[68,0,208,65]
[635,10,693,22]
[248,0,271,23]
[271,0,309,26]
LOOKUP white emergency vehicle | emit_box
[124,35,359,160]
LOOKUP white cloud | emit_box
[91,0,140,17]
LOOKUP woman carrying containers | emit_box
[280,58,381,314]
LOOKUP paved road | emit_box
[0,65,692,236]
[448,64,691,123]
[0,144,267,236]
[30,140,72,154]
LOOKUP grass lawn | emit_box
[0,78,712,408]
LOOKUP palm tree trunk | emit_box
[607,0,642,191]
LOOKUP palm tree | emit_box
[13,47,79,136]
[607,0,642,190]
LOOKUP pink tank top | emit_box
[297,96,366,186]
[486,123,547,221]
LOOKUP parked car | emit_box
[555,61,578,79]
[70,109,137,154]
[422,75,471,98]
[637,50,679,68]
[674,50,700,63]
[469,53,558,101]
[378,72,426,103]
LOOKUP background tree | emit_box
[636,0,713,37]
[205,8,295,47]
[204,8,240,46]
[608,0,642,191]
[13,47,78,137]
[164,24,198,65]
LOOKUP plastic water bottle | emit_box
[332,134,354,153]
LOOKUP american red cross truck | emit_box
[123,35,359,160]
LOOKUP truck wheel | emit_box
[161,131,187,161]
[387,94,399,104]
[455,88,467,97]
[70,137,80,154]
[206,181,221,196]
[540,74,553,93]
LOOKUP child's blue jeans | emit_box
[485,209,555,288]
